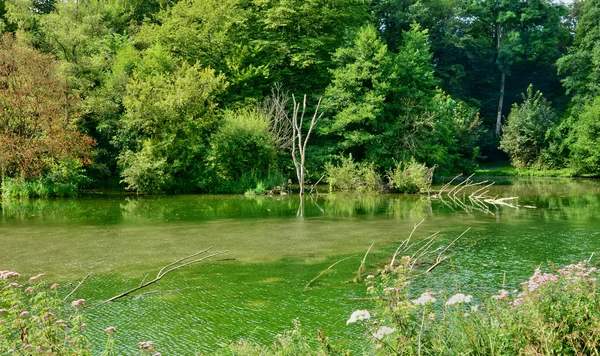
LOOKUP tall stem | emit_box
[496,71,506,136]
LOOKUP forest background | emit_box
[0,0,599,196]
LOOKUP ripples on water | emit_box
[1,178,599,354]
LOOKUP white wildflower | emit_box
[412,291,436,305]
[346,310,371,325]
[373,326,396,340]
[445,293,473,306]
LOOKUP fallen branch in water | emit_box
[354,242,374,283]
[431,175,535,214]
[63,272,92,302]
[305,254,358,290]
[107,247,228,302]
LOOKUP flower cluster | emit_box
[445,293,473,306]
[558,262,598,282]
[521,268,558,292]
[346,310,371,325]
[0,270,20,279]
[412,290,436,305]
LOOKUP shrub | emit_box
[0,271,89,355]
[569,96,600,176]
[210,108,278,182]
[500,85,558,169]
[1,159,90,198]
[325,155,383,192]
[387,159,435,193]
[353,258,600,355]
[214,319,342,355]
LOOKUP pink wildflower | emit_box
[0,271,20,279]
[20,311,29,317]
[80,323,87,328]
[105,326,116,333]
[71,299,85,308]
[139,341,154,351]
[50,283,59,290]
[8,282,20,288]
[24,287,34,293]
[29,274,45,281]
[44,312,54,318]
[23,344,32,350]
[492,289,509,300]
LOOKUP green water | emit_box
[1,178,600,354]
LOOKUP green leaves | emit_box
[118,62,227,193]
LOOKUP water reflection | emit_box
[1,178,600,353]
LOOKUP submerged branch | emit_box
[305,254,358,290]
[107,248,228,302]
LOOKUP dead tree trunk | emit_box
[291,95,323,195]
[496,71,506,136]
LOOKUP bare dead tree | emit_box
[261,84,293,151]
[291,94,323,195]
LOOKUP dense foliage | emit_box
[0,0,598,195]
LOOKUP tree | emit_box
[291,95,323,196]
[467,0,568,136]
[557,0,600,113]
[117,58,227,193]
[322,25,392,162]
[500,85,557,168]
[0,34,94,182]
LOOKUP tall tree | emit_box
[467,0,568,135]
[0,34,94,181]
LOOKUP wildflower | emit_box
[523,269,558,292]
[23,344,32,350]
[20,311,29,317]
[471,305,479,312]
[0,309,7,313]
[29,274,45,281]
[8,282,20,288]
[347,310,371,325]
[367,286,375,293]
[445,293,473,306]
[366,275,375,280]
[55,319,65,324]
[80,323,87,328]
[71,299,85,308]
[105,326,117,333]
[373,326,396,340]
[50,283,59,290]
[492,289,509,300]
[513,298,524,307]
[25,287,34,293]
[0,271,20,279]
[139,341,154,351]
[412,290,436,305]
[43,312,54,318]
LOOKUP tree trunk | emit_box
[496,71,506,136]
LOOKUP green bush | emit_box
[355,259,600,355]
[569,96,600,176]
[500,85,558,169]
[213,319,342,355]
[387,159,435,193]
[324,155,383,192]
[0,271,89,355]
[1,160,88,198]
[210,108,278,181]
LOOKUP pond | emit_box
[1,178,599,354]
